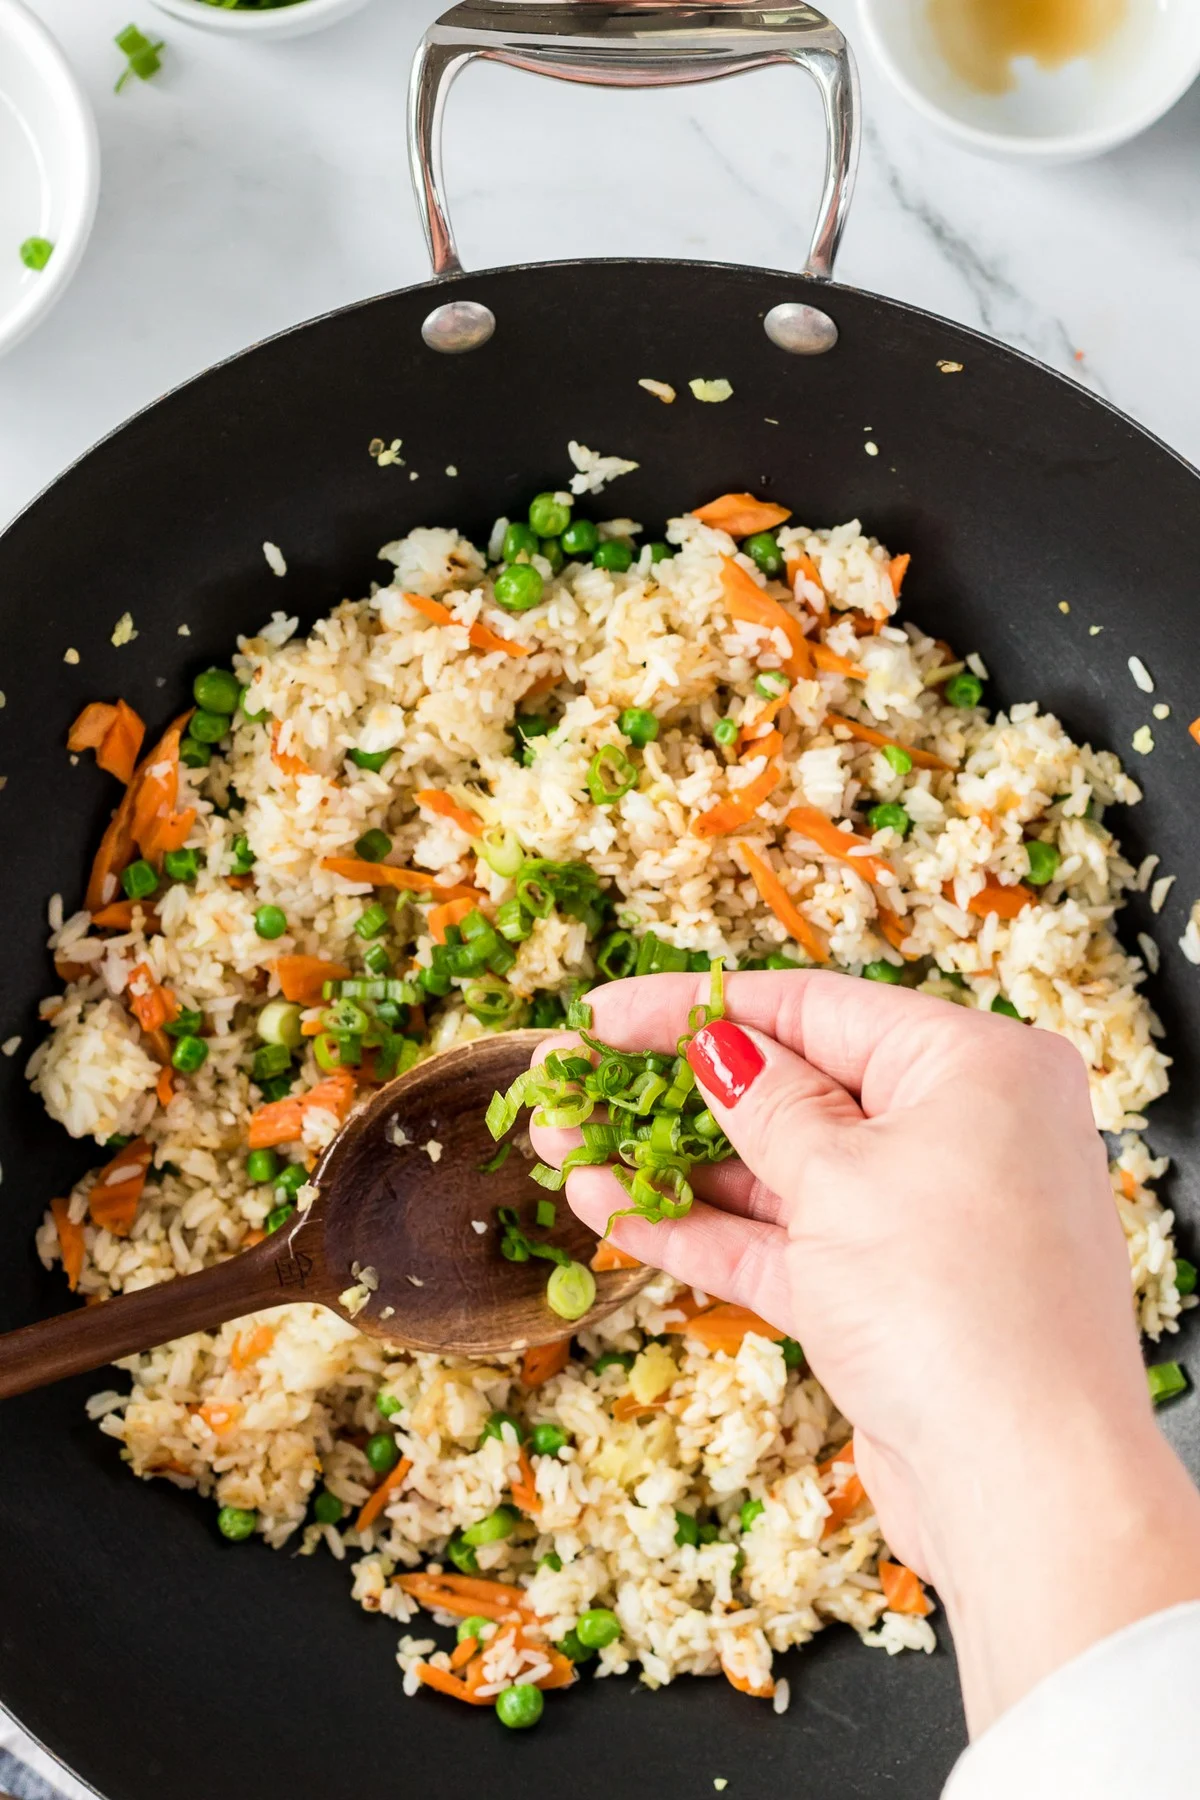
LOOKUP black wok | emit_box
[0,5,1196,1798]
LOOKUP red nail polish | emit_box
[687,1019,765,1108]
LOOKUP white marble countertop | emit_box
[3,0,1200,533]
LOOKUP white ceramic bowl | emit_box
[859,0,1200,161]
[150,0,373,38]
[0,0,99,359]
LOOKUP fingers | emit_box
[529,1108,783,1223]
[570,971,976,1110]
[563,1164,793,1328]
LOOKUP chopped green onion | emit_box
[882,743,913,776]
[114,24,164,92]
[265,1202,295,1234]
[256,999,302,1049]
[739,1497,765,1531]
[1026,840,1061,886]
[230,834,256,876]
[592,1351,635,1375]
[252,1042,292,1082]
[586,744,638,806]
[464,976,521,1026]
[495,898,533,942]
[478,1142,512,1173]
[1147,1362,1188,1406]
[618,708,659,748]
[1175,1258,1197,1297]
[347,746,393,773]
[753,670,790,701]
[595,930,637,981]
[674,1510,700,1548]
[163,847,202,883]
[480,825,524,879]
[546,1261,597,1321]
[862,959,903,984]
[991,996,1024,1020]
[19,237,53,272]
[535,1198,557,1229]
[362,942,391,976]
[163,1007,203,1040]
[355,903,389,940]
[354,829,392,863]
[121,860,158,901]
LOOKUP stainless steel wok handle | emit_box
[409,1,859,353]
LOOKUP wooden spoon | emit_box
[0,1030,650,1401]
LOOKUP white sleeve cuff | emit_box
[943,1601,1200,1800]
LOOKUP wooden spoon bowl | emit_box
[0,1029,650,1399]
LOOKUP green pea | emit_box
[480,1410,525,1447]
[1026,840,1060,886]
[561,518,599,558]
[170,1034,208,1074]
[354,828,392,863]
[313,1490,344,1525]
[274,1162,308,1198]
[991,996,1023,1020]
[556,1629,594,1663]
[246,1148,280,1185]
[189,708,232,745]
[503,521,540,563]
[237,688,269,724]
[265,1203,295,1234]
[945,672,983,708]
[863,960,902,984]
[867,803,910,837]
[618,707,659,748]
[495,1684,544,1730]
[230,833,256,875]
[647,542,674,564]
[377,1392,403,1418]
[179,736,212,769]
[457,1615,491,1644]
[575,1607,620,1649]
[192,668,242,714]
[462,1505,519,1547]
[217,1505,256,1541]
[446,1532,480,1575]
[674,1510,700,1548]
[591,1352,634,1376]
[253,904,288,940]
[539,537,564,574]
[593,541,633,573]
[529,1422,569,1456]
[882,743,913,776]
[779,1337,804,1369]
[1175,1258,1197,1297]
[365,1432,400,1475]
[163,847,201,882]
[121,859,158,901]
[765,953,801,971]
[494,562,545,612]
[348,747,392,773]
[740,1497,765,1532]
[539,1551,563,1572]
[529,493,572,538]
[744,531,784,578]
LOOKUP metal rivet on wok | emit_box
[764,302,839,356]
[421,300,496,353]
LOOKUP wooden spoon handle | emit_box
[0,1234,302,1401]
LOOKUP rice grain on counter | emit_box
[28,485,1189,1715]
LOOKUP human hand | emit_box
[531,972,1200,1733]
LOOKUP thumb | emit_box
[686,1017,862,1208]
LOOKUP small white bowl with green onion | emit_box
[150,0,374,37]
[0,0,99,360]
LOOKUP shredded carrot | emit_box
[403,591,528,658]
[875,903,914,960]
[395,1575,524,1622]
[824,712,953,773]
[155,1065,175,1108]
[612,1392,669,1422]
[521,671,560,704]
[720,1656,775,1698]
[691,493,792,537]
[888,553,911,597]
[692,764,780,839]
[88,1136,152,1237]
[96,700,146,785]
[270,721,313,778]
[787,552,830,626]
[667,1301,785,1357]
[591,1239,641,1272]
[271,955,352,1006]
[879,1559,931,1616]
[429,895,476,943]
[230,1324,276,1371]
[51,1198,84,1292]
[818,1440,866,1537]
[91,898,159,933]
[402,1572,529,1607]
[196,1400,242,1437]
[449,1637,478,1670]
[737,691,790,749]
[1120,1168,1138,1201]
[819,1440,857,1477]
[521,1339,571,1386]
[414,1663,493,1705]
[414,789,482,837]
[319,856,478,901]
[54,952,91,982]
[944,879,1035,919]
[510,1445,542,1515]
[68,702,118,752]
[785,805,893,886]
[85,713,192,910]
[355,1454,413,1534]
[126,962,179,1033]
[736,839,829,965]
[247,1069,357,1150]
[811,644,867,680]
[740,728,783,763]
[720,558,813,681]
[1190,717,1200,747]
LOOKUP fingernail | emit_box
[687,1019,765,1108]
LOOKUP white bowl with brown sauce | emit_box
[858,0,1200,160]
